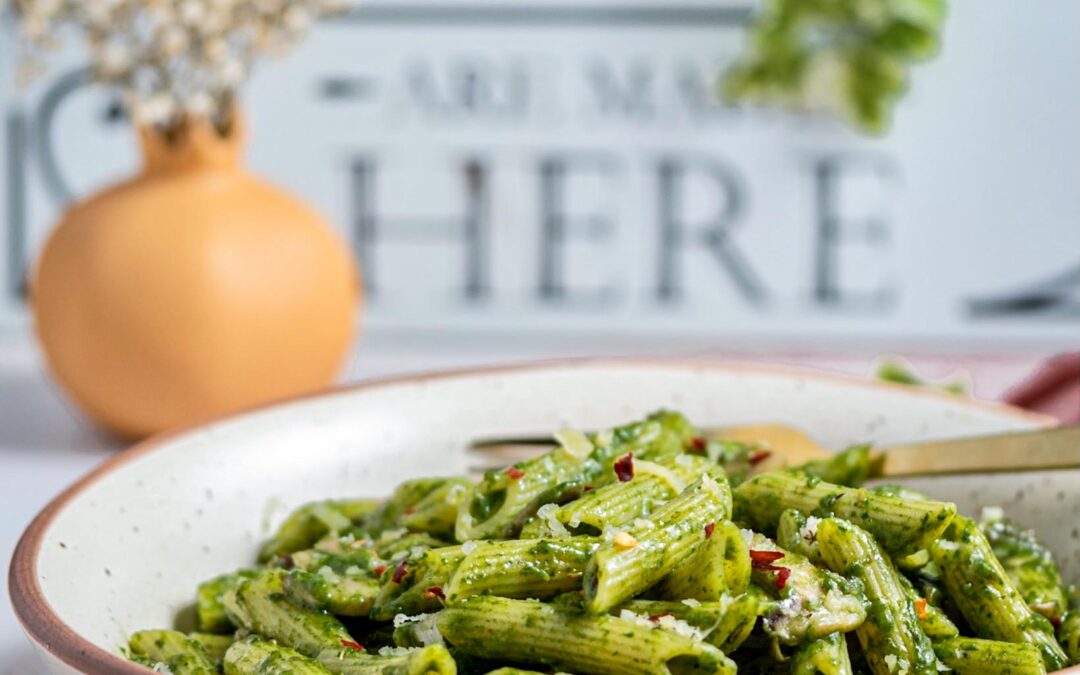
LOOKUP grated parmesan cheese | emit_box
[317,565,340,583]
[740,528,755,547]
[656,613,706,641]
[700,473,722,499]
[378,646,420,656]
[554,428,594,459]
[446,484,468,503]
[632,518,656,532]
[618,609,655,629]
[617,609,705,641]
[411,613,444,646]
[537,503,571,539]
[393,613,428,627]
[461,540,478,555]
[634,460,685,494]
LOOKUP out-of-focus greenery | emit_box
[724,0,947,134]
[877,359,967,395]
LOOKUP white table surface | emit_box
[0,325,1051,674]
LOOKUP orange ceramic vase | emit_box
[32,115,359,438]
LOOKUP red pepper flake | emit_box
[750,549,790,589]
[1050,615,1063,629]
[749,550,785,567]
[425,586,446,600]
[649,612,674,622]
[613,453,635,482]
[277,554,294,568]
[506,466,525,480]
[391,560,409,584]
[747,448,772,465]
[704,522,716,539]
[404,507,417,515]
[583,486,593,493]
[340,640,364,652]
[775,566,791,590]
[689,436,707,453]
[372,564,387,577]
[914,598,928,621]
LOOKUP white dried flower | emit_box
[157,27,189,58]
[218,58,246,87]
[82,3,114,28]
[283,5,311,34]
[96,41,131,77]
[178,0,205,25]
[11,0,348,132]
[185,90,214,115]
[202,37,229,63]
[132,92,177,126]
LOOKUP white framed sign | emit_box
[2,1,1078,346]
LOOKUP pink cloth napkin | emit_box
[1003,352,1080,423]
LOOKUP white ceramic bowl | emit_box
[10,360,1080,674]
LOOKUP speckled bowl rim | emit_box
[8,357,1075,674]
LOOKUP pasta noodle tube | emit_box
[981,513,1069,622]
[550,454,721,536]
[817,518,941,675]
[789,631,854,675]
[316,644,457,674]
[617,592,765,654]
[456,411,697,541]
[445,537,599,603]
[260,500,379,563]
[284,568,382,617]
[233,570,355,658]
[734,471,956,556]
[583,475,732,614]
[224,635,330,675]
[657,521,747,601]
[437,596,735,675]
[930,516,1067,672]
[129,630,218,675]
[777,509,957,641]
[370,546,464,621]
[932,637,1046,675]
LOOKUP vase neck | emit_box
[138,114,245,174]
